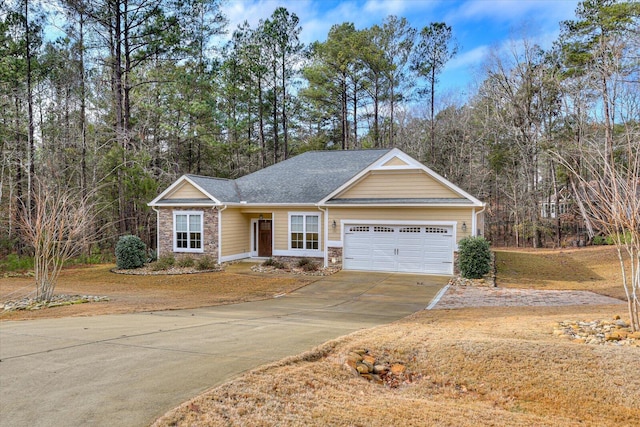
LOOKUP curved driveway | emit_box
[0,271,446,427]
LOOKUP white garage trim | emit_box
[342,220,456,275]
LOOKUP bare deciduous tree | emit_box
[557,134,639,331]
[18,179,99,301]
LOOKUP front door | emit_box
[258,219,272,257]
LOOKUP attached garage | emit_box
[343,223,455,275]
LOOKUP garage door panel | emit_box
[344,224,454,275]
[371,244,396,270]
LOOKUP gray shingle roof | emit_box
[186,149,391,204]
[187,175,241,203]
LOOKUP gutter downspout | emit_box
[474,203,487,237]
[217,205,227,264]
[151,207,160,257]
[317,205,328,268]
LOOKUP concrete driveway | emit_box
[0,271,446,427]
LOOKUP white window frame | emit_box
[173,211,204,253]
[288,212,321,254]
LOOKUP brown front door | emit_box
[258,220,272,257]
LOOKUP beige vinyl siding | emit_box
[327,207,473,243]
[337,171,460,199]
[221,208,250,256]
[166,182,206,199]
[381,156,409,167]
[263,208,324,252]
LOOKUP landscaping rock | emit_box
[2,295,109,312]
[250,257,340,276]
[343,349,419,389]
[553,317,640,347]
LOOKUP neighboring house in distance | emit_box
[541,187,572,219]
[148,148,485,275]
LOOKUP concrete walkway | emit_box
[0,271,446,427]
[430,286,625,309]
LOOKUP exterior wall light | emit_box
[462,222,467,232]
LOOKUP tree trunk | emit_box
[24,0,35,219]
[79,12,87,196]
[258,77,266,168]
[352,79,358,148]
[430,65,435,161]
[373,80,380,148]
[341,75,348,149]
[272,63,279,163]
[281,51,288,159]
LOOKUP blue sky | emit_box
[222,0,581,97]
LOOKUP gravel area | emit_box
[431,285,625,310]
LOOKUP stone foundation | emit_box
[328,247,343,267]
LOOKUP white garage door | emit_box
[343,224,454,275]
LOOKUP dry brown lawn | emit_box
[155,305,639,427]
[0,264,315,321]
[495,245,627,299]
[3,247,637,425]
[154,246,639,427]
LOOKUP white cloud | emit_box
[448,0,579,23]
[363,0,408,15]
[447,44,490,70]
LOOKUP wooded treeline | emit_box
[1,0,638,255]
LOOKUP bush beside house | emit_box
[115,235,147,270]
[458,236,491,279]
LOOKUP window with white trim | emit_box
[173,211,203,252]
[289,214,319,250]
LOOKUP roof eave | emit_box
[148,202,220,207]
[149,175,221,206]
[320,203,479,208]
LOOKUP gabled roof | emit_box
[234,149,390,203]
[148,148,484,207]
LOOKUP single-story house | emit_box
[148,148,485,275]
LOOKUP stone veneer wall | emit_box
[157,207,219,260]
[328,247,343,267]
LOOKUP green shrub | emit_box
[0,254,34,273]
[149,261,166,271]
[297,257,318,271]
[147,249,157,263]
[263,258,285,269]
[154,254,176,270]
[196,255,217,271]
[592,235,607,245]
[605,231,633,245]
[115,235,147,269]
[457,236,491,279]
[177,256,195,268]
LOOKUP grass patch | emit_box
[495,246,626,299]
